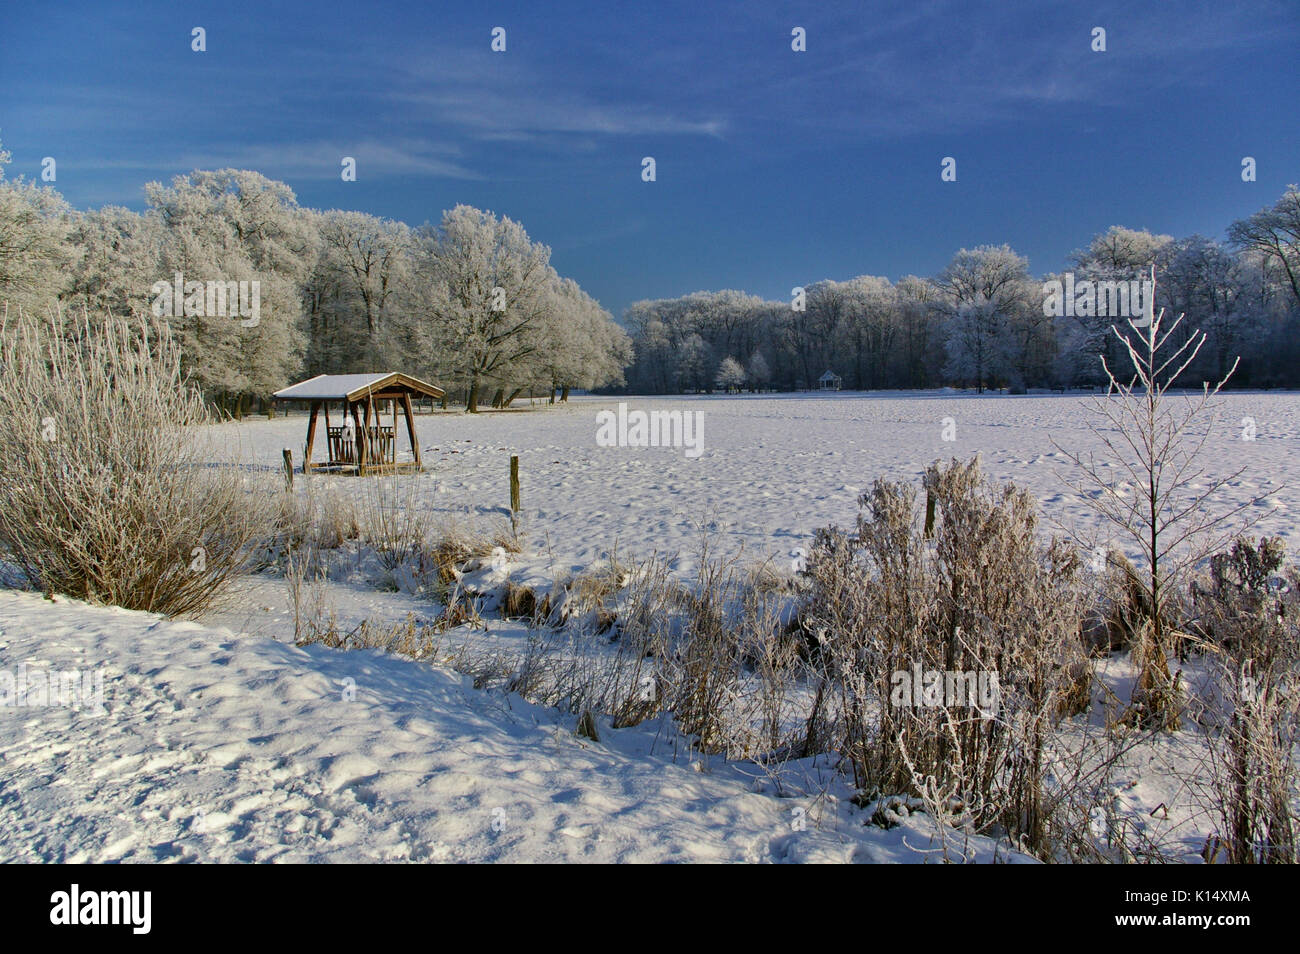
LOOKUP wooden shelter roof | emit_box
[273,373,445,402]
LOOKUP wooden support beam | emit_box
[304,401,321,473]
[350,400,366,473]
[401,392,420,468]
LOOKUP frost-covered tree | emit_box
[1075,226,1174,276]
[0,140,74,314]
[937,245,1032,392]
[415,205,555,412]
[65,206,164,317]
[313,209,413,370]
[1058,226,1174,387]
[512,277,630,405]
[144,170,312,410]
[714,355,746,392]
[944,301,1008,392]
[792,281,849,388]
[623,309,676,393]
[1162,236,1254,383]
[746,349,770,391]
[835,275,896,389]
[895,275,944,388]
[676,333,710,392]
[1229,185,1300,309]
[300,210,350,376]
[624,291,763,392]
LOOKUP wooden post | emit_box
[510,455,520,513]
[924,489,936,539]
[304,401,321,473]
[282,449,294,490]
[401,392,420,469]
[350,400,366,473]
[364,395,376,470]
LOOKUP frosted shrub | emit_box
[357,476,431,573]
[1191,537,1300,863]
[803,457,1089,856]
[0,308,270,615]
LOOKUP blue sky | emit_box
[1,0,1296,317]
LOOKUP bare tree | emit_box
[1229,185,1300,309]
[1057,266,1265,729]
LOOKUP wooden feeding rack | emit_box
[272,372,445,475]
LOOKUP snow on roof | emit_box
[818,370,841,380]
[273,373,444,401]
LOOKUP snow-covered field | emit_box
[3,391,1297,863]
[198,390,1300,651]
[224,390,1300,574]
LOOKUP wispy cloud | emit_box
[638,0,1300,141]
[392,87,727,139]
[380,46,728,141]
[69,140,481,181]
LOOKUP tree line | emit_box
[0,143,631,413]
[3,136,1297,403]
[622,187,1300,394]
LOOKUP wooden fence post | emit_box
[283,448,294,491]
[510,455,520,513]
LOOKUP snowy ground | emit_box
[221,390,1299,575]
[0,590,1024,863]
[3,390,1296,862]
[206,390,1300,644]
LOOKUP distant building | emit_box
[817,370,842,391]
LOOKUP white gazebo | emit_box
[273,372,444,475]
[817,370,842,391]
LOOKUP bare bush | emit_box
[1191,537,1300,863]
[295,610,444,660]
[281,486,359,552]
[454,546,807,763]
[357,476,431,572]
[462,555,677,730]
[0,308,270,616]
[802,457,1090,856]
